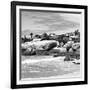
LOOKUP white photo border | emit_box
[16,5,85,85]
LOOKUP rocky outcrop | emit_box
[21,40,58,55]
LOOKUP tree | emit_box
[30,33,33,39]
[41,33,49,40]
[42,33,48,37]
[75,29,79,36]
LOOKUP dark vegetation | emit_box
[21,29,80,44]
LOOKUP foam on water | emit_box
[22,56,65,64]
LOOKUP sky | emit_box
[21,10,81,35]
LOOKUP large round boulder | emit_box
[21,40,58,55]
[72,43,80,51]
[53,47,67,53]
[63,41,74,48]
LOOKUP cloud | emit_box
[21,10,81,35]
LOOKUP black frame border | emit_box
[11,1,88,89]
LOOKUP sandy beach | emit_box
[21,55,80,79]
